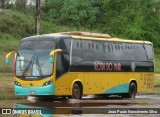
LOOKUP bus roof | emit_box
[59,31,111,38]
[21,33,71,41]
[71,36,152,44]
[22,32,152,45]
[55,31,152,45]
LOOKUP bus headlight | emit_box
[43,80,52,86]
[15,81,21,86]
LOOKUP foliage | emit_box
[1,0,159,46]
[0,10,77,39]
[99,0,160,41]
[0,10,35,38]
[0,0,10,9]
[45,0,98,29]
[44,0,160,46]
[0,33,19,52]
[15,0,27,10]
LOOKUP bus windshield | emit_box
[16,40,56,78]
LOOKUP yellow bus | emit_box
[6,32,155,99]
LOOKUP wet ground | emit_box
[0,74,159,116]
[0,94,159,117]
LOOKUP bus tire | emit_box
[72,83,82,100]
[128,82,137,98]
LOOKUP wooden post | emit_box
[12,54,15,76]
[35,0,40,35]
[3,52,6,75]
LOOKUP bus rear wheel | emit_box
[128,82,137,98]
[72,83,82,99]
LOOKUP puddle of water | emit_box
[11,103,160,117]
[1,94,160,116]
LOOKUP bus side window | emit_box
[135,44,147,61]
[112,43,122,60]
[56,52,70,79]
[72,39,83,64]
[93,41,101,59]
[101,42,112,60]
[144,44,153,61]
[56,53,65,78]
[83,40,91,60]
[58,38,71,55]
[56,38,71,78]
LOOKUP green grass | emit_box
[155,54,160,73]
[155,74,160,85]
[153,76,160,93]
[0,74,16,99]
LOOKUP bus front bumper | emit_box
[14,84,55,96]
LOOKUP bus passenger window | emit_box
[77,42,79,48]
[144,44,153,60]
[118,44,120,50]
[56,53,70,79]
[100,42,112,60]
[80,42,82,48]
[92,43,94,48]
[88,43,91,49]
[96,44,98,50]
[134,44,147,61]
[115,44,117,50]
[108,44,111,52]
[121,45,123,50]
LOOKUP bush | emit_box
[0,10,35,38]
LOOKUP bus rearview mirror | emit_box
[49,49,62,63]
[6,51,17,64]
[6,58,10,64]
[49,57,54,63]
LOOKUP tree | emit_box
[44,0,64,22]
[0,0,10,9]
[61,0,98,28]
[99,0,160,45]
[45,0,98,29]
[15,0,27,10]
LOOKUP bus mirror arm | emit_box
[49,49,62,63]
[6,51,17,64]
[50,49,62,56]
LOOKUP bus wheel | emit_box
[128,82,137,98]
[72,83,82,99]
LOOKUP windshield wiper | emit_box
[22,55,34,77]
[36,55,43,77]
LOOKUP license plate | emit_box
[29,91,36,95]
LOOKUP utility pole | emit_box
[35,0,40,35]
